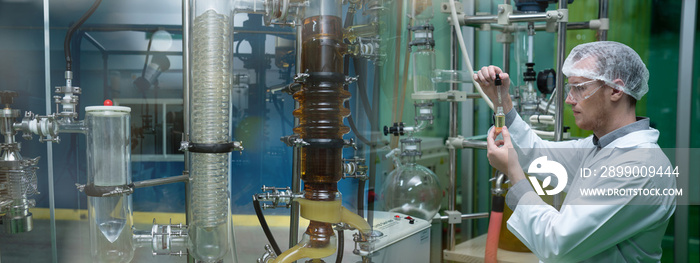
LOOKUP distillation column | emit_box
[188,0,233,261]
[271,0,371,262]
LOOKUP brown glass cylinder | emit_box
[294,15,350,201]
[305,221,335,248]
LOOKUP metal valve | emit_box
[383,122,405,136]
[490,171,509,196]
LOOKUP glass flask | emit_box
[382,161,442,221]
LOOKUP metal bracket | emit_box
[444,210,462,224]
[546,9,567,32]
[410,90,467,102]
[440,1,463,15]
[445,136,465,150]
[597,18,609,30]
[497,4,513,25]
[496,32,514,44]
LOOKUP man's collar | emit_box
[592,117,650,148]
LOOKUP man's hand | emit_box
[486,127,526,185]
[473,66,514,113]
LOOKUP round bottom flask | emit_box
[382,163,442,220]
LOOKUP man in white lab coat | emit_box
[473,41,677,262]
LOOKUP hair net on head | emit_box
[562,41,649,100]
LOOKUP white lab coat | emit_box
[503,111,677,262]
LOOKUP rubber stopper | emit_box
[103,99,113,106]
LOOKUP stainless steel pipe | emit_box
[435,212,489,222]
[553,0,568,210]
[598,0,608,40]
[460,12,552,26]
[133,174,188,189]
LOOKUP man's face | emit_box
[565,76,607,131]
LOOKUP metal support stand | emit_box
[552,0,568,210]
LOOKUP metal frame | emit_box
[675,1,696,262]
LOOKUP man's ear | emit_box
[609,79,625,102]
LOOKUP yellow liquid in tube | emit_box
[271,240,336,263]
[297,199,342,223]
[495,113,505,133]
[341,206,372,234]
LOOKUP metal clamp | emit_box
[133,219,188,257]
[497,4,513,25]
[343,157,368,180]
[54,86,81,94]
[343,138,358,150]
[280,134,309,148]
[444,210,462,224]
[77,183,134,197]
[345,75,359,84]
[545,9,567,32]
[17,112,60,143]
[256,186,298,209]
[334,222,354,231]
[179,141,243,153]
[257,244,277,263]
[353,231,378,257]
[293,72,310,83]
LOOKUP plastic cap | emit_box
[494,73,502,86]
[103,99,113,106]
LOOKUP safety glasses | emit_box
[565,80,605,103]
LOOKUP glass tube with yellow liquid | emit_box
[494,73,506,133]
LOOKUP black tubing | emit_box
[343,56,372,146]
[492,195,505,213]
[253,196,283,255]
[336,229,344,263]
[141,34,154,77]
[345,107,373,145]
[64,0,103,71]
[343,7,355,29]
[357,180,365,218]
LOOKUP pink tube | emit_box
[485,211,503,263]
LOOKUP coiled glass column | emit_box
[189,0,232,261]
